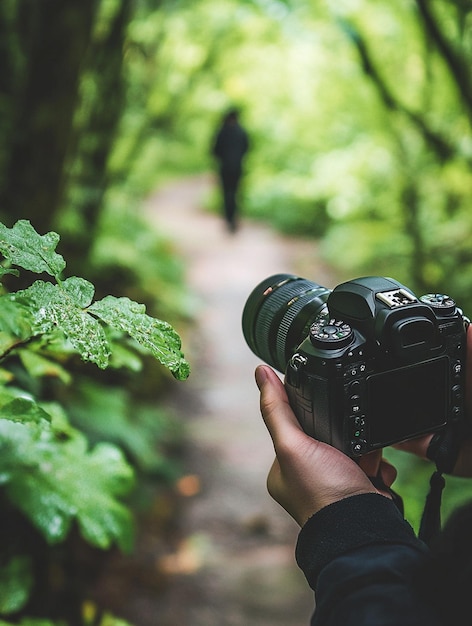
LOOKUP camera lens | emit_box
[242,274,331,372]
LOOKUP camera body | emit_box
[243,275,468,457]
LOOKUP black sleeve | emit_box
[295,494,443,626]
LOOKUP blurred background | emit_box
[1,0,472,624]
[3,0,472,299]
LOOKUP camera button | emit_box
[452,384,462,401]
[352,416,365,427]
[309,319,354,349]
[349,393,361,410]
[347,364,366,378]
[351,440,367,455]
[421,293,456,314]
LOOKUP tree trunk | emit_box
[0,0,96,233]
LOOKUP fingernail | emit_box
[255,365,267,389]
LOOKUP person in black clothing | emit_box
[254,323,472,625]
[211,108,249,233]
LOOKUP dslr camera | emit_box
[242,274,468,457]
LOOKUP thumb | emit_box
[255,365,304,447]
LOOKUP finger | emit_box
[266,457,282,501]
[392,434,433,459]
[357,449,382,477]
[378,458,398,488]
[357,451,397,493]
[255,365,305,445]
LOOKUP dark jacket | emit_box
[212,121,249,175]
[296,494,450,625]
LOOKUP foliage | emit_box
[2,0,472,304]
[118,0,472,310]
[0,397,133,545]
[129,0,472,529]
[0,221,189,378]
[1,1,472,610]
[65,378,183,475]
[0,220,189,622]
[0,613,133,626]
[384,448,472,535]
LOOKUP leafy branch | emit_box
[338,18,464,163]
[415,0,472,121]
[0,220,190,379]
[0,220,190,621]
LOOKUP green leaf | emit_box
[0,295,34,356]
[0,368,13,384]
[16,281,111,368]
[0,221,65,278]
[72,444,135,550]
[0,555,33,614]
[89,296,190,379]
[69,379,179,474]
[0,405,135,550]
[107,341,143,372]
[39,402,76,439]
[0,387,34,411]
[0,617,58,626]
[19,351,72,384]
[61,275,95,308]
[0,397,51,427]
[97,613,134,626]
[0,267,19,278]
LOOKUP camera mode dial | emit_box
[420,293,456,314]
[310,318,354,349]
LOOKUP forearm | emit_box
[296,494,442,626]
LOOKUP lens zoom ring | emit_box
[255,280,322,370]
[275,288,328,367]
[254,280,312,365]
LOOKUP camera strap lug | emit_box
[418,424,463,546]
[426,425,462,474]
[288,353,307,387]
[290,353,307,371]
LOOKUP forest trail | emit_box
[104,174,341,626]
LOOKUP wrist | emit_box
[295,493,424,588]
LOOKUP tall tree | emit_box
[61,0,133,270]
[0,0,97,234]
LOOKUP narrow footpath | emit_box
[113,174,340,626]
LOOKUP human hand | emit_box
[255,364,397,526]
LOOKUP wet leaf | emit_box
[0,221,65,278]
[89,296,190,379]
[16,281,111,368]
[0,406,135,551]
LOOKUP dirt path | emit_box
[111,174,341,625]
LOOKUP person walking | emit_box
[211,108,249,233]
